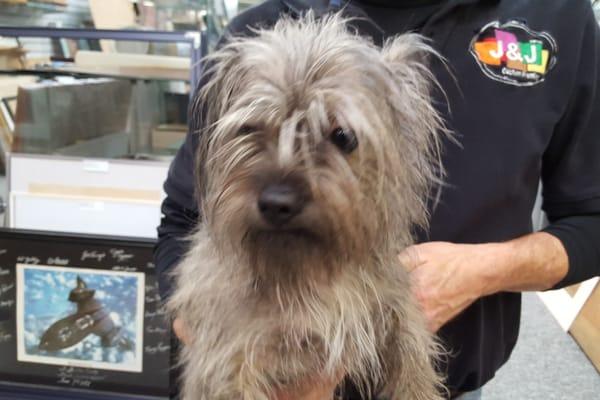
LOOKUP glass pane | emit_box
[0,0,93,29]
[0,0,265,231]
[0,73,188,160]
[0,0,227,33]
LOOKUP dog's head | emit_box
[193,13,444,285]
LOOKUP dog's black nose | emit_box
[258,184,304,226]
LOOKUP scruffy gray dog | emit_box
[168,12,447,400]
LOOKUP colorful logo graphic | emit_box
[470,21,558,86]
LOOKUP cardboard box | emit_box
[0,47,26,70]
[151,124,186,152]
[569,283,600,373]
[74,51,190,81]
[14,79,132,153]
[540,279,600,373]
[37,0,67,5]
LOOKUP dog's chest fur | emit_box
[171,229,415,398]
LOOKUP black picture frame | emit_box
[0,228,170,400]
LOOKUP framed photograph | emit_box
[16,265,145,372]
[0,229,171,400]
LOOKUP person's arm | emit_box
[155,195,198,299]
[154,128,200,299]
[400,214,600,332]
[401,1,600,332]
[544,214,600,289]
[399,231,568,332]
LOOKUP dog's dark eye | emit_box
[330,128,358,154]
[237,125,255,136]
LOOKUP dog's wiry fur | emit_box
[168,13,447,400]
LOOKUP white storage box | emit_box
[8,154,170,238]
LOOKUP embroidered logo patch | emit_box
[469,20,558,87]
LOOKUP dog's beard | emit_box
[204,168,379,291]
[211,205,368,288]
[242,227,336,287]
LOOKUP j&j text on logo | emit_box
[470,21,557,86]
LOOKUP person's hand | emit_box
[173,317,191,345]
[173,318,342,399]
[399,241,499,332]
[272,370,343,400]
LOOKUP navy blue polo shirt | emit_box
[156,0,600,397]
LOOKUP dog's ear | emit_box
[381,33,425,61]
[190,39,247,203]
[380,33,438,89]
[379,33,446,148]
[192,41,246,138]
[379,34,448,226]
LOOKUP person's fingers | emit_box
[173,318,190,345]
[398,245,425,273]
[331,369,345,384]
[305,369,344,398]
[273,370,344,400]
